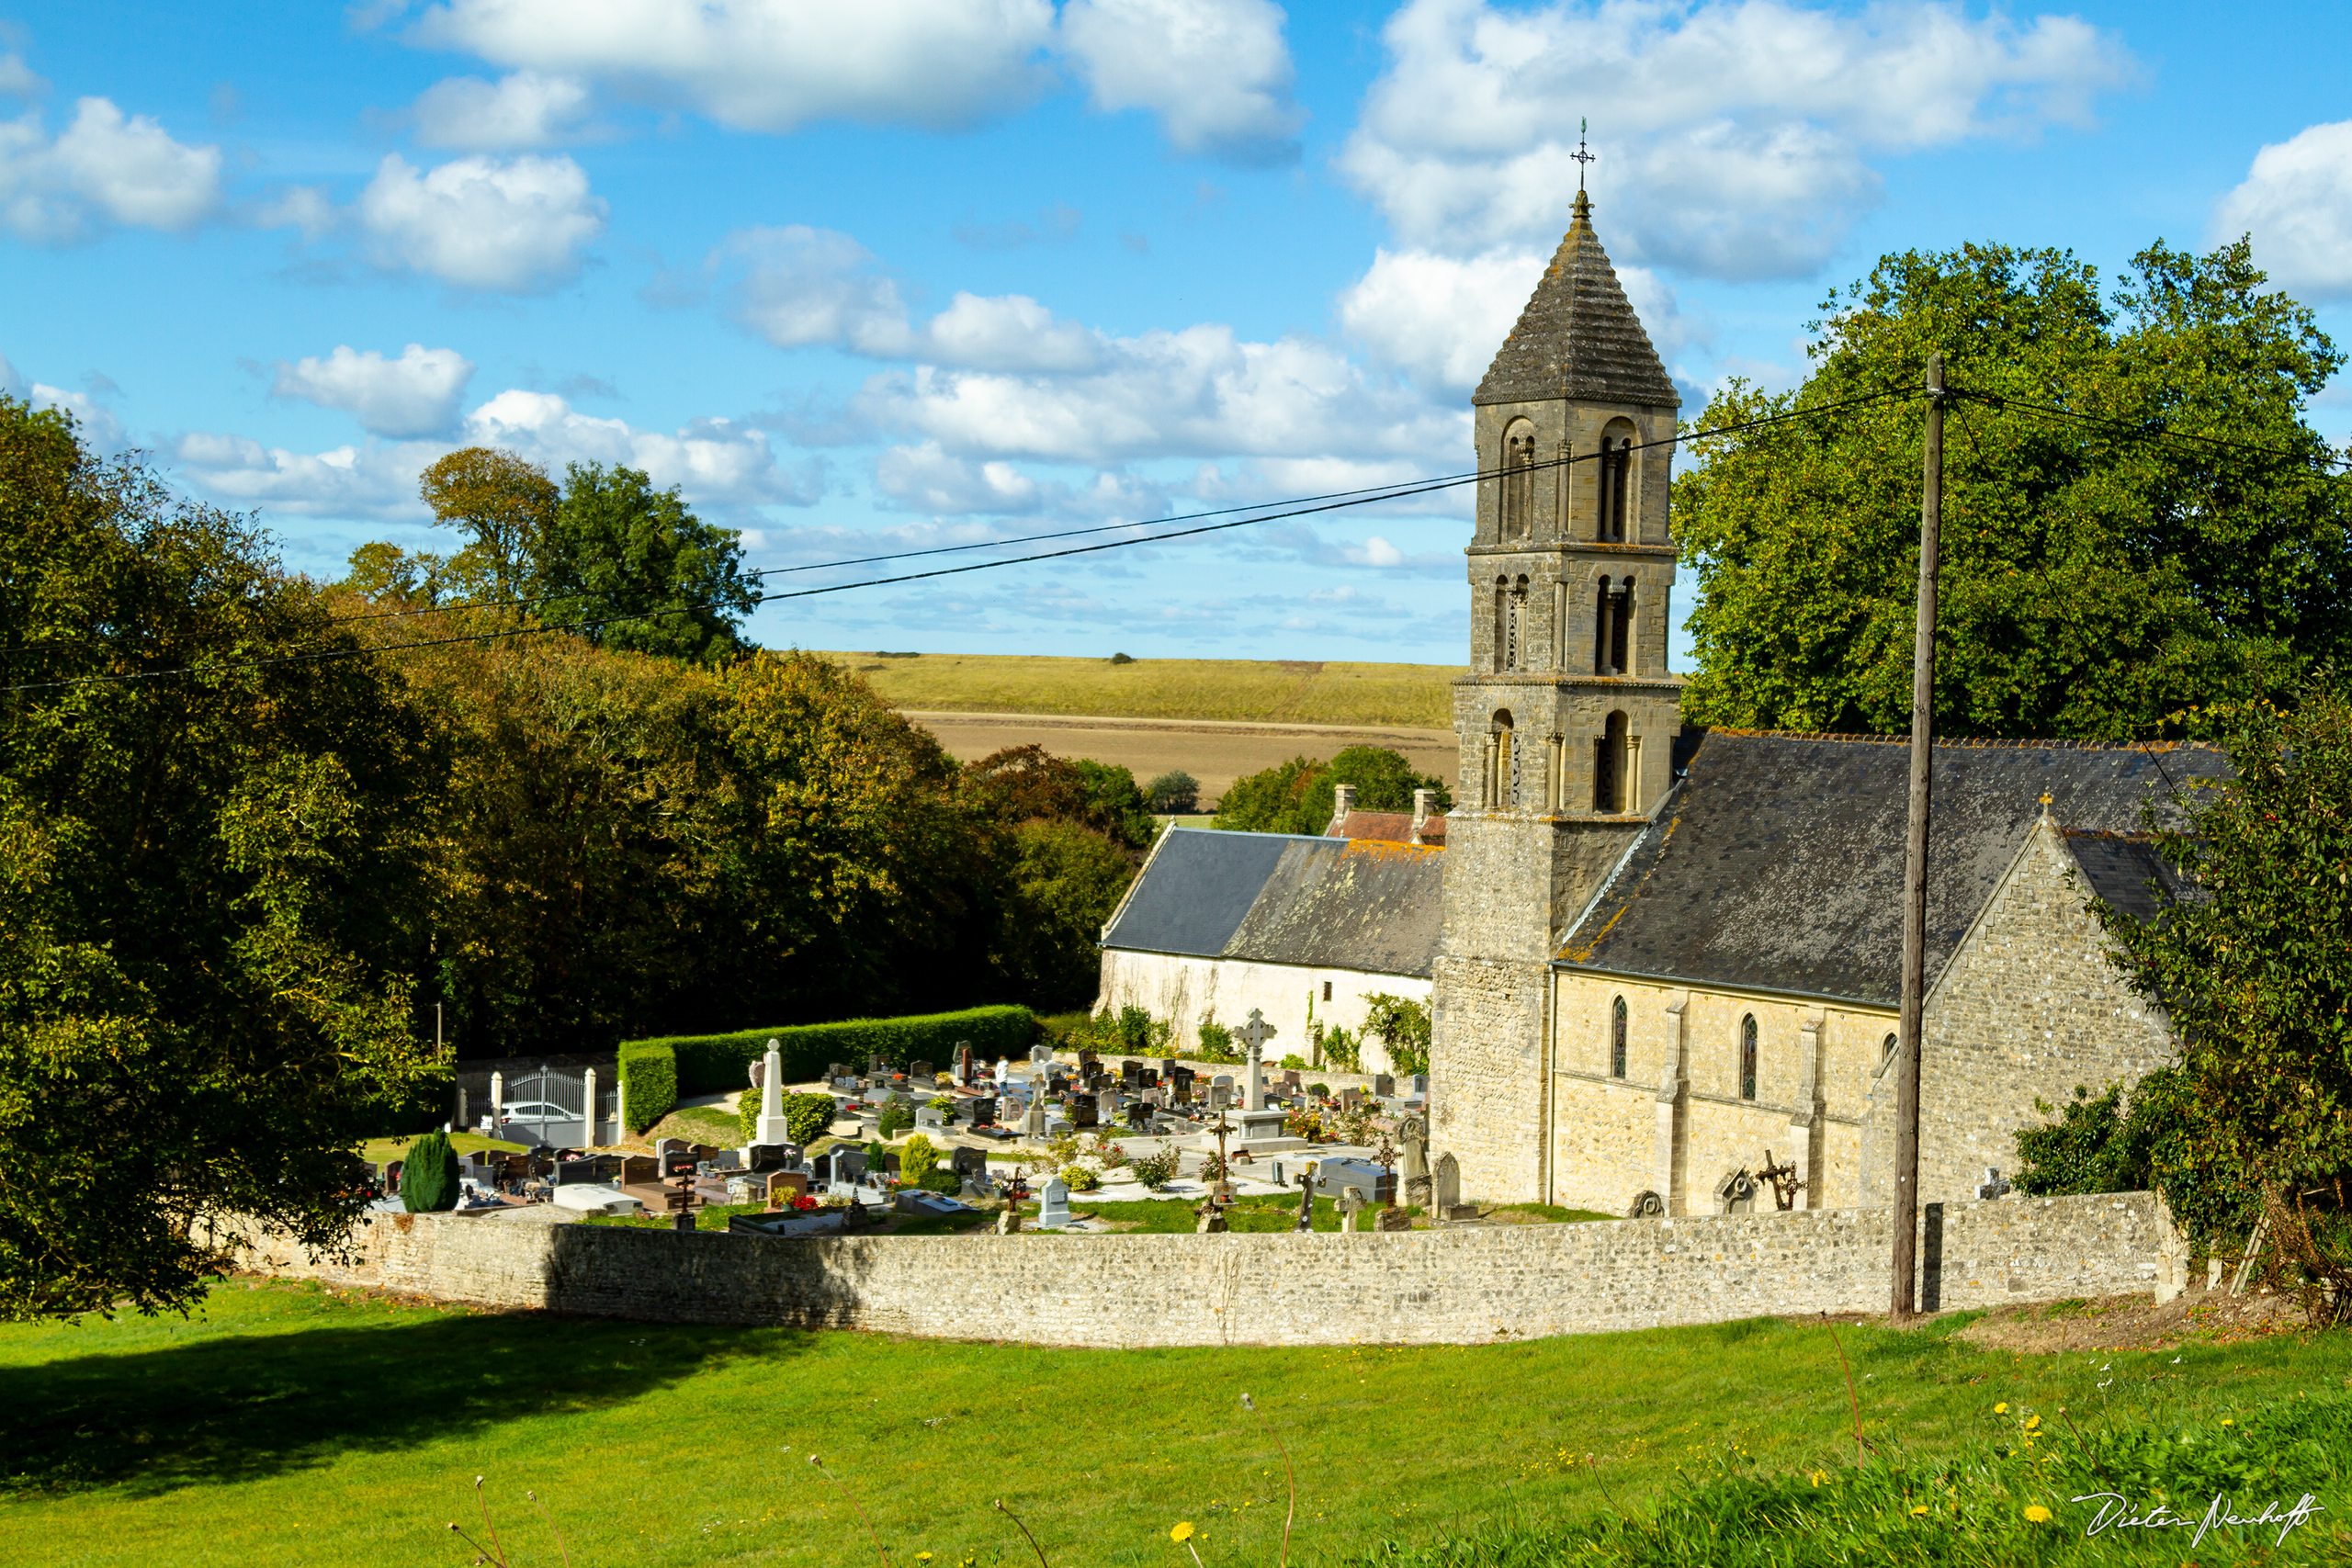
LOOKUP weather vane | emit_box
[1571,117,1596,190]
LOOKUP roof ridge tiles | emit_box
[1702,728,2216,752]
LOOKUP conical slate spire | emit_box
[1474,191,1679,409]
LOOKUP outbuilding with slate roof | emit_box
[1095,828,1443,1074]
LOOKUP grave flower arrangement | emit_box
[1283,1107,1336,1143]
[1060,1163,1102,1192]
[788,1193,819,1212]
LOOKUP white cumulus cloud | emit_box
[1061,0,1302,163]
[1340,0,2136,279]
[1339,245,1706,392]
[0,96,221,244]
[464,389,817,505]
[412,70,594,149]
[407,0,1057,133]
[171,433,438,520]
[2215,120,2352,301]
[270,344,477,438]
[356,152,606,292]
[713,225,1104,371]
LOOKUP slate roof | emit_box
[1475,191,1680,410]
[1102,829,1446,978]
[1328,809,1447,846]
[2064,831,2195,928]
[1558,732,2230,1006]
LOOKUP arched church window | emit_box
[1505,575,1528,671]
[1593,709,1628,811]
[1501,421,1537,538]
[1740,1015,1758,1100]
[1881,1032,1899,1072]
[1611,997,1627,1078]
[1487,709,1515,809]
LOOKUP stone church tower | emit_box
[1430,190,1684,1202]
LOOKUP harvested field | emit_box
[905,709,1457,803]
[825,650,1459,728]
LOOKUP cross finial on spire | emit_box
[1571,117,1596,191]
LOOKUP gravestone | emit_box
[1070,1097,1099,1130]
[1283,1068,1303,1090]
[834,1148,868,1181]
[1340,1087,1362,1111]
[968,1096,998,1126]
[1141,1086,1165,1108]
[951,1145,988,1177]
[1374,1073,1395,1098]
[1398,1112,1431,1207]
[619,1154,657,1184]
[1021,1095,1047,1140]
[910,1059,933,1083]
[956,1044,974,1083]
[1374,1204,1412,1232]
[1036,1176,1072,1229]
[1339,1186,1369,1232]
[1125,1100,1154,1131]
[659,1148,698,1178]
[1120,1059,1142,1089]
[1432,1152,1461,1222]
[1410,1074,1430,1096]
[767,1171,809,1207]
[1170,1066,1195,1103]
[1207,1081,1232,1111]
[915,1105,945,1130]
[1031,1043,1056,1067]
[1312,1156,1393,1204]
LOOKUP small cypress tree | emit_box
[400,1131,461,1213]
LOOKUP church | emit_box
[1099,190,2215,1213]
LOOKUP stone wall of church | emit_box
[1430,953,1547,1201]
[1860,822,2177,1207]
[1545,974,1896,1216]
[232,1191,2187,1347]
[1092,949,1430,1077]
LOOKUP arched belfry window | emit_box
[1740,1015,1758,1100]
[1593,709,1629,811]
[1501,420,1537,539]
[1595,421,1636,543]
[1506,575,1528,670]
[1492,577,1509,672]
[1484,709,1516,810]
[1594,574,1634,675]
[1611,997,1628,1079]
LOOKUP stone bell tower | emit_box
[1430,189,1684,1202]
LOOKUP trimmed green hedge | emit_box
[740,1090,838,1147]
[629,1006,1036,1097]
[618,1041,678,1134]
[623,1006,1037,1135]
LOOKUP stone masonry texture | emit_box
[235,1191,2180,1347]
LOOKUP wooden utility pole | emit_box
[1890,353,1943,1321]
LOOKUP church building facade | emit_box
[1426,193,2216,1212]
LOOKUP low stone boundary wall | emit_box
[234,1193,2183,1347]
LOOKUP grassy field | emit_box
[357,1131,526,1166]
[2,1279,2341,1568]
[825,651,1460,728]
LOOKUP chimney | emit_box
[1326,784,1357,837]
[1410,788,1435,845]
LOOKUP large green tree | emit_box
[2087,682,2352,1273]
[545,462,756,664]
[0,399,446,1318]
[1674,239,2352,739]
[1213,746,1451,835]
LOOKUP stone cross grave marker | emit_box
[1237,1009,1276,1109]
[1339,1186,1369,1231]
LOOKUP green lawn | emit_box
[0,1279,2342,1567]
[357,1131,526,1166]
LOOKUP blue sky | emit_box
[8,0,2352,668]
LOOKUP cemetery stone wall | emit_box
[233,1191,2182,1347]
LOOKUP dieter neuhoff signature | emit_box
[2075,1490,2327,1547]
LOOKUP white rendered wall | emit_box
[1094,949,1430,1075]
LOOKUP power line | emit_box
[2,385,1918,695]
[1948,386,2352,474]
